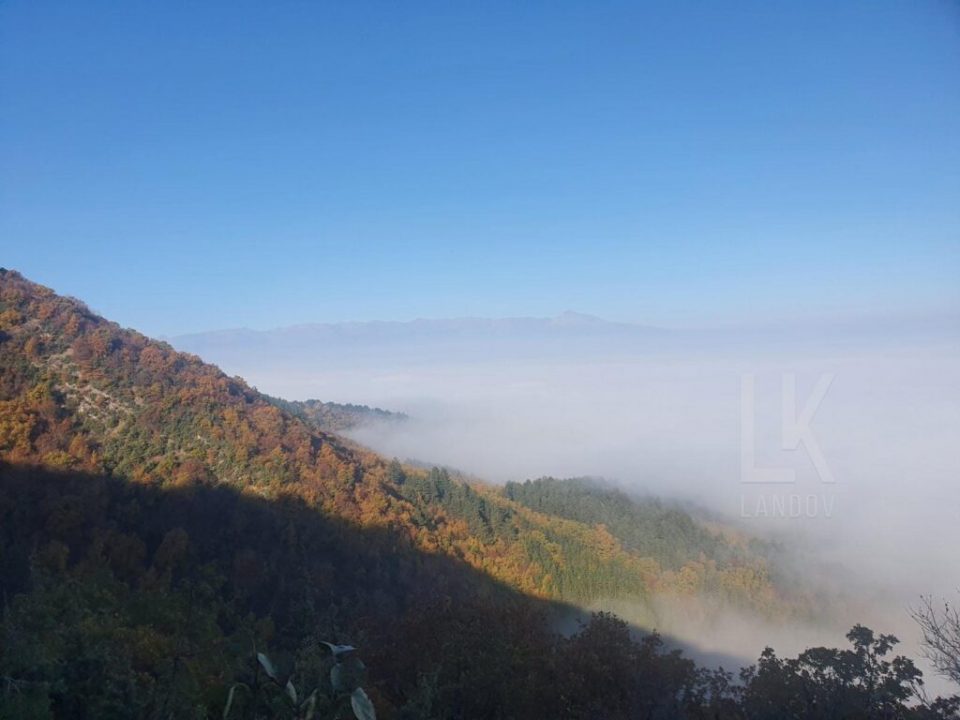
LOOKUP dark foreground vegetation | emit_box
[2,463,959,720]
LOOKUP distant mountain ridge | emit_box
[170,311,664,352]
[173,310,649,338]
[167,312,670,385]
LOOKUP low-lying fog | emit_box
[173,313,960,693]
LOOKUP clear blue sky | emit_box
[2,1,958,336]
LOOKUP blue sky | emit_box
[2,0,958,336]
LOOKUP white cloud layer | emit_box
[173,315,960,692]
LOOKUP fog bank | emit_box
[172,314,960,691]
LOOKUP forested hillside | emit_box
[0,269,790,616]
[506,477,760,572]
[1,268,956,718]
[265,396,407,434]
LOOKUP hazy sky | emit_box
[2,1,959,335]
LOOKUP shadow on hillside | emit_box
[0,461,749,713]
[0,459,571,611]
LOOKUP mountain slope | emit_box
[0,268,789,616]
[505,477,758,571]
[266,395,408,434]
